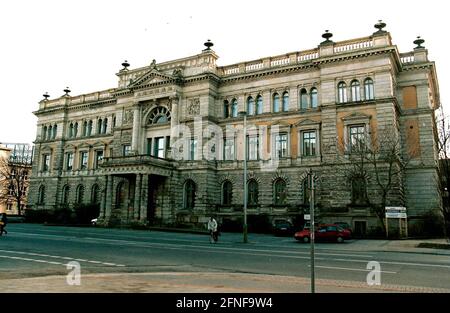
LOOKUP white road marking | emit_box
[0,255,64,266]
[0,249,125,267]
[308,265,397,274]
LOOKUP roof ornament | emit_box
[42,92,50,101]
[63,87,71,96]
[321,30,333,44]
[374,20,387,33]
[203,39,214,51]
[121,60,130,70]
[413,36,425,49]
[150,59,157,69]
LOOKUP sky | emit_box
[0,0,448,144]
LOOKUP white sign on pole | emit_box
[304,214,311,221]
[385,207,407,219]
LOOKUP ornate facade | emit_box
[29,23,441,236]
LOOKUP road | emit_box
[1,223,450,292]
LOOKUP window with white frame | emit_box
[349,125,366,152]
[282,92,289,112]
[310,88,318,108]
[42,154,50,172]
[154,137,165,158]
[231,99,238,118]
[302,131,316,156]
[189,138,197,160]
[300,89,308,110]
[273,93,280,113]
[338,82,347,103]
[79,151,88,170]
[256,95,263,115]
[364,78,374,100]
[123,145,131,156]
[66,152,73,170]
[275,133,288,158]
[224,137,235,160]
[351,80,361,102]
[95,150,103,169]
[247,97,254,116]
[247,136,259,160]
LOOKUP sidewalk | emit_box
[342,238,450,255]
[3,272,450,293]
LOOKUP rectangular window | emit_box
[275,133,288,158]
[302,131,316,156]
[95,150,103,169]
[349,125,366,152]
[42,154,50,172]
[224,138,235,160]
[189,138,197,161]
[66,152,73,170]
[80,151,88,170]
[6,203,12,211]
[123,145,131,156]
[154,137,165,158]
[147,138,152,156]
[247,136,259,160]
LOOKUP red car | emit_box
[294,224,351,243]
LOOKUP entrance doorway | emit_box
[147,175,166,224]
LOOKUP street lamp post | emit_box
[239,111,248,243]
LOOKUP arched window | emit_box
[116,181,125,206]
[273,93,280,113]
[42,126,47,140]
[69,123,74,138]
[247,97,254,116]
[91,184,100,204]
[352,176,367,205]
[273,179,287,205]
[351,80,361,102]
[303,179,310,205]
[310,88,318,108]
[82,121,88,137]
[224,100,230,118]
[247,179,259,206]
[48,126,52,140]
[184,180,196,210]
[103,118,108,134]
[38,185,46,204]
[52,124,57,139]
[364,78,374,100]
[88,120,93,136]
[300,89,308,110]
[231,99,238,118]
[62,185,70,204]
[256,95,263,115]
[148,106,171,124]
[76,185,85,204]
[97,119,102,134]
[282,92,289,112]
[74,122,78,137]
[338,82,347,103]
[222,180,233,205]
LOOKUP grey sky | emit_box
[0,0,447,143]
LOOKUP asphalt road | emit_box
[1,223,450,291]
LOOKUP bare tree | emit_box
[436,106,450,239]
[336,126,411,234]
[0,148,32,216]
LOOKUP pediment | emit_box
[129,69,177,88]
[341,112,372,121]
[270,120,291,127]
[295,118,320,127]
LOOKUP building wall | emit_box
[28,29,442,235]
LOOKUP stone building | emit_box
[28,22,441,236]
[0,143,33,215]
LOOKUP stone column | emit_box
[140,174,149,222]
[131,103,141,153]
[105,175,113,219]
[134,174,142,220]
[100,175,107,219]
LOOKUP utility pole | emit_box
[309,169,315,293]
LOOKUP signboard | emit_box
[304,214,311,221]
[385,207,407,219]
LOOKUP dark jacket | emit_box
[1,214,7,224]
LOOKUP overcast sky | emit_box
[0,0,447,144]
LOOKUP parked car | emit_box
[272,219,295,236]
[334,221,352,234]
[295,224,351,243]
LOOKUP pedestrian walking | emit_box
[207,216,218,243]
[0,213,8,236]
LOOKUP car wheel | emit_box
[303,236,310,243]
[336,236,344,243]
